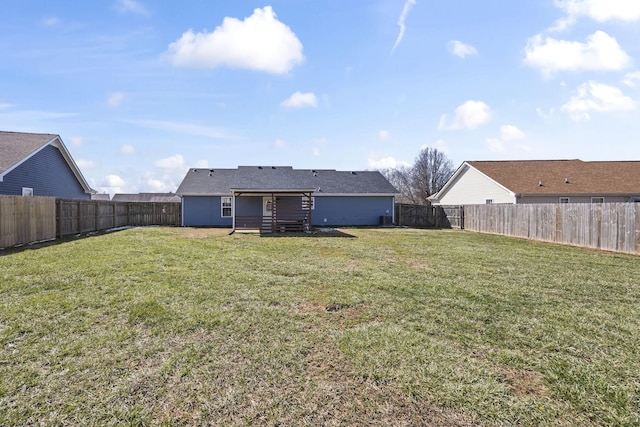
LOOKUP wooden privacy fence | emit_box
[56,199,181,236]
[0,196,56,249]
[461,203,640,255]
[395,203,436,227]
[0,196,181,248]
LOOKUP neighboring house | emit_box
[91,193,111,201]
[430,159,640,205]
[112,193,181,203]
[176,166,398,231]
[0,131,94,199]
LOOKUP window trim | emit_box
[221,196,232,218]
[22,187,34,197]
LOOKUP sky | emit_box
[1,0,639,196]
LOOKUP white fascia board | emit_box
[313,193,398,197]
[50,136,95,194]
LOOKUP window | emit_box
[22,187,34,196]
[559,197,570,203]
[310,196,315,210]
[221,197,232,217]
[485,199,493,204]
[591,197,604,204]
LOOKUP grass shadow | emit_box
[259,228,357,238]
[0,227,133,256]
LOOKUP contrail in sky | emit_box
[391,0,416,53]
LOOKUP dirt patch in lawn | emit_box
[169,227,232,238]
[499,367,550,397]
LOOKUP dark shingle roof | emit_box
[176,166,398,195]
[112,193,181,202]
[468,160,640,195]
[0,131,58,173]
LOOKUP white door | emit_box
[263,196,273,217]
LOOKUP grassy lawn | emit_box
[1,227,638,426]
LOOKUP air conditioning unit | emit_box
[380,215,393,226]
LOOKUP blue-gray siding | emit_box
[312,196,393,226]
[182,196,232,226]
[0,145,89,199]
[182,195,394,227]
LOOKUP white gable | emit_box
[432,164,515,205]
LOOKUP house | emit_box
[176,166,398,231]
[91,193,111,201]
[0,131,94,199]
[112,193,181,203]
[430,160,640,205]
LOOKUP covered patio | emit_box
[231,189,314,233]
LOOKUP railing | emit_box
[235,215,309,233]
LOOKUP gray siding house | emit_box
[431,160,640,205]
[176,166,398,231]
[0,131,93,199]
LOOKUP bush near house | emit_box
[0,228,638,426]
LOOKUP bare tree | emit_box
[378,147,455,205]
[411,147,454,204]
[379,165,417,204]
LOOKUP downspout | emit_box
[231,191,236,234]
[392,196,396,225]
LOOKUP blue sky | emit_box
[1,1,639,195]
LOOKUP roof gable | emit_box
[176,166,399,195]
[467,160,640,195]
[0,131,94,193]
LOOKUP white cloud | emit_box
[167,6,304,75]
[194,159,209,168]
[274,139,287,148]
[368,156,411,169]
[108,92,127,108]
[76,159,96,169]
[146,178,166,192]
[561,81,635,122]
[447,40,478,58]
[119,144,135,154]
[391,0,416,53]
[115,0,150,16]
[100,174,126,194]
[536,107,556,119]
[378,130,390,141]
[69,136,84,147]
[439,100,492,130]
[555,0,640,23]
[311,147,321,157]
[155,154,185,169]
[42,17,61,27]
[486,138,505,153]
[623,71,640,87]
[524,31,631,77]
[500,125,525,141]
[281,91,317,109]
